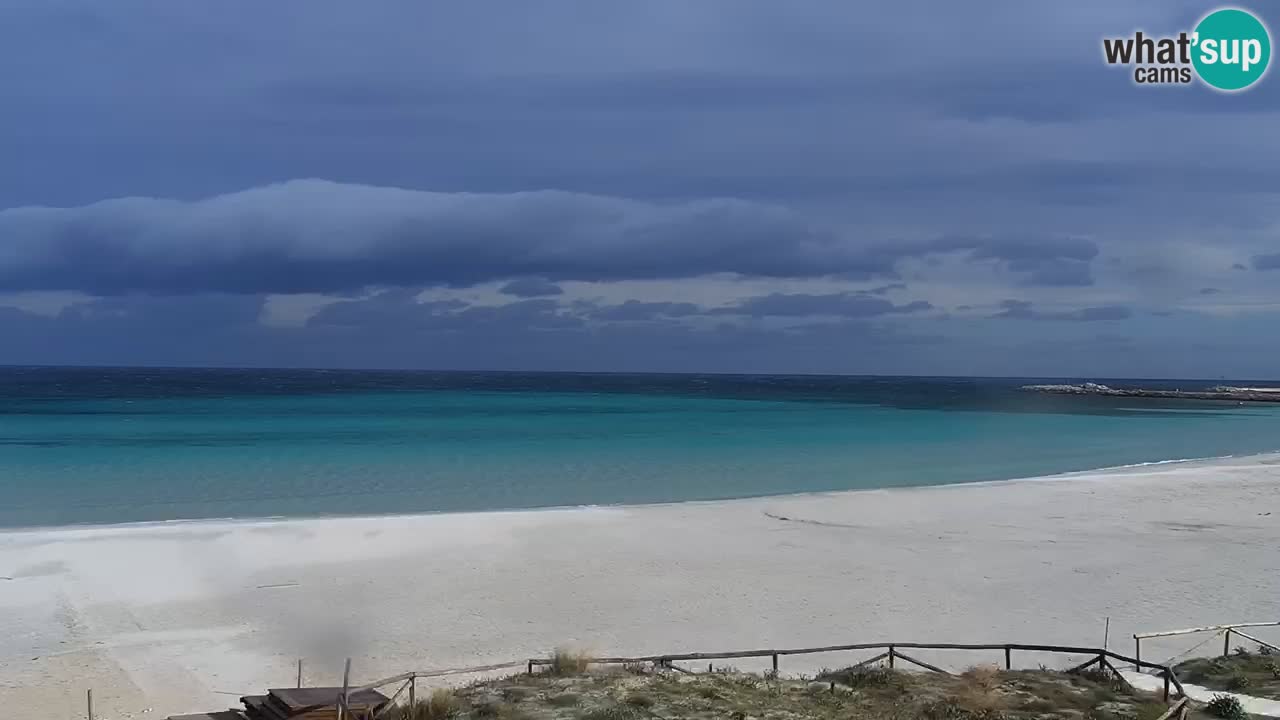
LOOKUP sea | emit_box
[2,367,1279,529]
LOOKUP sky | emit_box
[2,1,1278,378]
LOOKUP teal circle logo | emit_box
[1193,8,1271,91]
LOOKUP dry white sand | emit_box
[3,454,1279,718]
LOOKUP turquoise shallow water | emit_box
[2,368,1279,527]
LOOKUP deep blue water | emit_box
[1,367,1278,528]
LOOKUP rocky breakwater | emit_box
[1021,382,1280,403]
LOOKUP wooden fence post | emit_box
[771,653,778,675]
[1135,638,1141,671]
[298,658,304,688]
[1223,629,1232,657]
[1004,647,1011,670]
[888,646,895,669]
[87,689,94,720]
[409,675,416,709]
[340,658,352,720]
[1162,671,1170,702]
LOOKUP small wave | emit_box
[1097,454,1238,470]
[1022,450,1280,483]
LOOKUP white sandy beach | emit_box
[3,454,1279,719]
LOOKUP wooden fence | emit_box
[522,641,1187,700]
[333,639,1191,719]
[1133,620,1280,670]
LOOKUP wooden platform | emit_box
[240,687,390,720]
[169,686,389,720]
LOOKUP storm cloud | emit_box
[0,182,1115,296]
[0,181,874,294]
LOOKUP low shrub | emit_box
[549,648,591,676]
[821,665,902,689]
[961,665,1001,691]
[921,697,1006,720]
[578,706,640,720]
[623,693,654,708]
[546,693,581,708]
[501,688,531,703]
[1077,666,1113,685]
[388,689,459,720]
[1225,672,1251,691]
[1205,693,1247,720]
[694,685,720,700]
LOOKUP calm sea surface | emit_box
[2,367,1278,528]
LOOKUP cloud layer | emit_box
[0,180,1115,295]
[0,180,850,293]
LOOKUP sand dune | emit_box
[3,454,1279,718]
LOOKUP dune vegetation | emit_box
[384,653,1200,720]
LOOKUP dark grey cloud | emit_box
[309,294,582,332]
[1199,287,1222,295]
[1255,254,1280,271]
[1073,306,1133,322]
[3,1,1277,215]
[992,300,1132,322]
[866,283,907,295]
[0,181,1108,296]
[931,236,1098,287]
[61,293,266,329]
[450,299,585,330]
[306,289,468,329]
[960,236,1098,265]
[1022,260,1094,287]
[0,180,892,295]
[710,292,932,318]
[589,300,701,321]
[499,278,563,297]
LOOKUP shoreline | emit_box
[3,452,1279,718]
[3,450,1275,536]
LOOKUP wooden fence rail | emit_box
[1153,696,1191,720]
[522,642,1185,701]
[1132,620,1279,671]
[335,640,1190,711]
